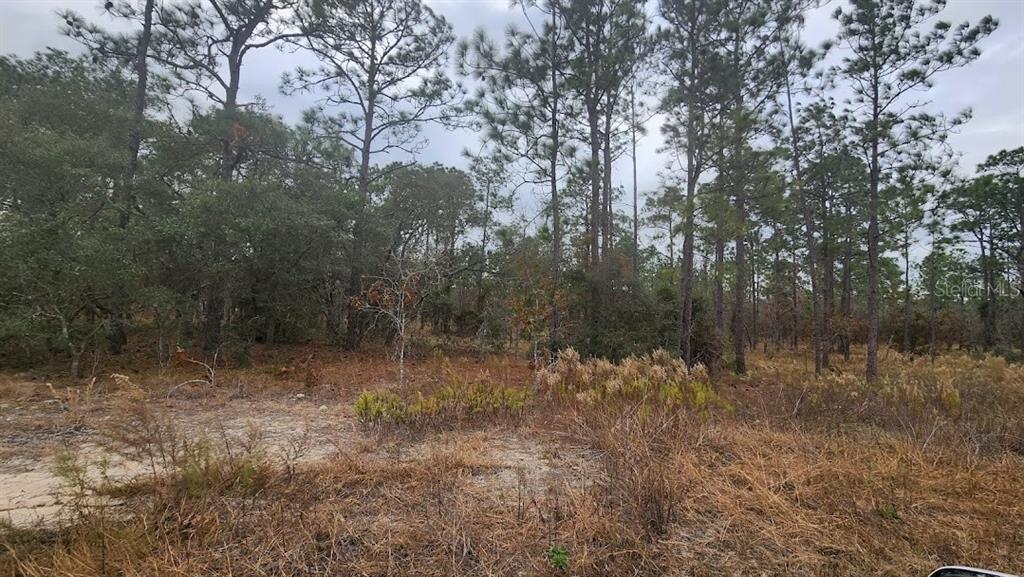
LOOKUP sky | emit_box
[1,0,1022,229]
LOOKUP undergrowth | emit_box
[2,348,1024,576]
[750,352,1024,453]
[538,348,731,415]
[354,382,528,431]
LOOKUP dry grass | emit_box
[2,345,1023,576]
[732,350,1024,454]
[576,412,1024,575]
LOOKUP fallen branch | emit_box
[167,346,218,398]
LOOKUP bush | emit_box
[565,266,677,361]
[538,348,730,415]
[993,345,1024,365]
[353,381,528,431]
[173,440,272,499]
[354,390,406,423]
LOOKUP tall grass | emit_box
[747,352,1024,453]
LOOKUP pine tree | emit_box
[62,0,159,353]
[715,0,801,374]
[284,0,460,350]
[561,0,648,266]
[148,0,300,351]
[458,0,572,352]
[832,0,996,379]
[659,0,726,366]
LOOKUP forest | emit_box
[1,0,1023,575]
[0,0,1018,377]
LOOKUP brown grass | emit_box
[1,345,1022,576]
[580,413,1024,575]
[728,350,1024,454]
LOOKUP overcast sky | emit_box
[2,0,1022,226]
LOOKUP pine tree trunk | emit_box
[588,103,602,266]
[477,183,491,315]
[667,210,674,267]
[750,237,758,350]
[929,279,938,364]
[784,69,821,375]
[773,251,781,350]
[978,234,990,349]
[841,236,853,361]
[731,66,746,374]
[549,6,561,354]
[109,0,156,355]
[822,195,833,369]
[677,139,696,365]
[204,57,242,352]
[903,238,912,353]
[678,11,699,366]
[345,76,377,351]
[601,93,615,259]
[630,84,638,277]
[866,59,881,380]
[733,215,746,373]
[791,248,798,350]
[714,236,725,339]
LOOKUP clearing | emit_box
[1,346,1022,576]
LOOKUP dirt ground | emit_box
[2,397,338,525]
[0,349,554,528]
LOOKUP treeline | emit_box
[0,0,1020,378]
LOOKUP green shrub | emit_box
[354,390,405,423]
[354,382,529,430]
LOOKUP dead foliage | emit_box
[2,347,1023,576]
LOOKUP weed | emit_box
[46,378,96,429]
[0,519,51,549]
[545,544,569,570]
[875,503,900,521]
[575,403,681,538]
[52,450,92,498]
[4,347,1024,577]
[304,354,325,388]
